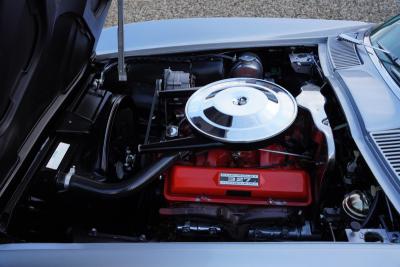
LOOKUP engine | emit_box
[134,55,332,240]
[160,76,314,206]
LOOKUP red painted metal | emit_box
[259,144,287,167]
[164,165,312,206]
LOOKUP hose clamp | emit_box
[64,166,76,189]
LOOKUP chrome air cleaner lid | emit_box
[185,78,298,143]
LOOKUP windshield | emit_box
[370,15,400,85]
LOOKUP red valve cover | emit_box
[164,166,312,206]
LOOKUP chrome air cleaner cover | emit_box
[185,78,298,144]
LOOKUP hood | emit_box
[0,0,110,180]
[96,17,372,60]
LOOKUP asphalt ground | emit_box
[105,0,400,27]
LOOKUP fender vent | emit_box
[371,130,400,178]
[328,37,362,69]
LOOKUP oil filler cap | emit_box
[185,78,298,144]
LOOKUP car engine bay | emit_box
[5,46,400,243]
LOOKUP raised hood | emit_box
[0,0,110,181]
[96,18,370,60]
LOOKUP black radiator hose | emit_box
[57,154,180,198]
[361,189,381,228]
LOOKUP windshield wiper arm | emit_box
[337,33,390,54]
[338,33,400,68]
[390,66,400,82]
[376,41,400,68]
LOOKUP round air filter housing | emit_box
[185,78,298,144]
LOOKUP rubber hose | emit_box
[57,153,179,198]
[361,190,381,228]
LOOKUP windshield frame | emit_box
[368,15,400,87]
[370,14,400,38]
[364,14,400,89]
